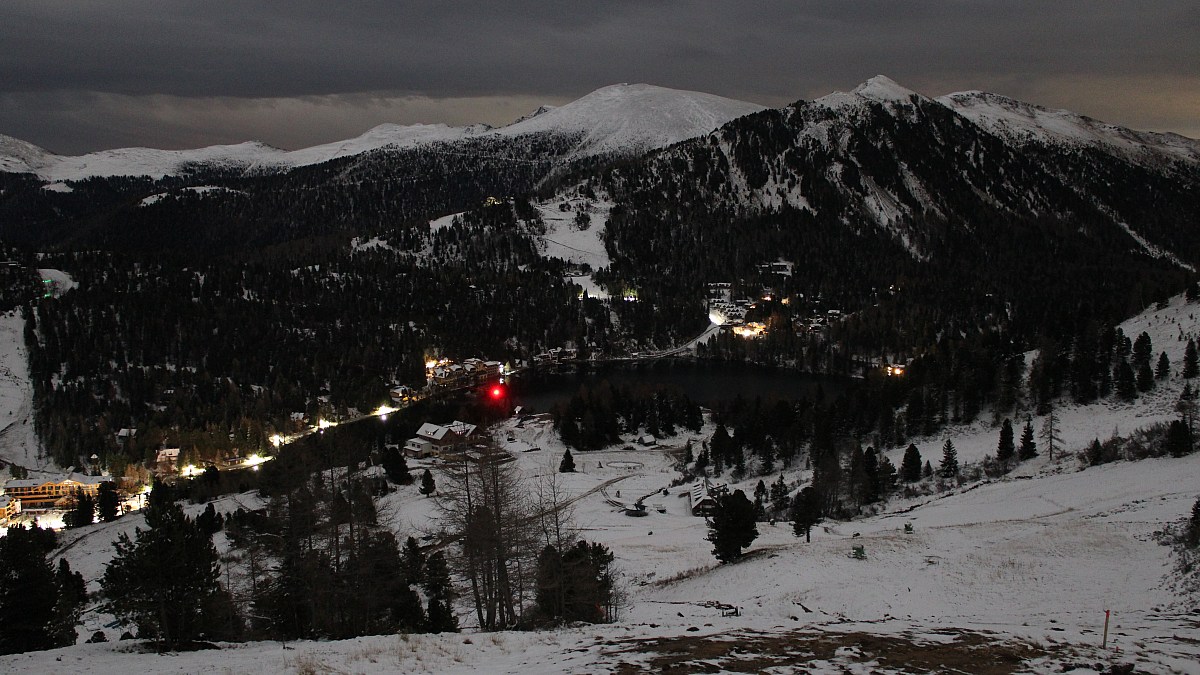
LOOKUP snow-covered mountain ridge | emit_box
[0,84,764,182]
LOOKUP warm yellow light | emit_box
[317,419,335,430]
[245,454,268,467]
[373,405,398,417]
[269,434,284,447]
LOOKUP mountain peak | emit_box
[852,75,919,102]
[496,83,764,156]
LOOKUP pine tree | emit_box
[901,444,923,482]
[996,418,1015,465]
[876,455,897,497]
[1156,352,1171,380]
[1137,360,1155,392]
[939,439,959,479]
[0,525,73,654]
[67,489,94,528]
[789,486,822,542]
[97,481,120,522]
[558,448,576,473]
[402,536,424,585]
[1164,419,1193,458]
[1088,438,1104,466]
[769,474,789,514]
[1185,339,1199,379]
[101,487,225,649]
[1114,359,1137,400]
[422,551,458,632]
[923,460,934,479]
[1040,409,1063,461]
[1132,331,1153,368]
[1177,383,1198,434]
[706,489,759,563]
[381,446,412,485]
[419,468,436,496]
[1019,419,1038,460]
[1185,497,1200,548]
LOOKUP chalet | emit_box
[637,434,657,447]
[2,473,115,510]
[688,479,727,517]
[114,428,137,450]
[155,447,181,474]
[403,420,477,458]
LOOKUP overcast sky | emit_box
[2,1,1196,154]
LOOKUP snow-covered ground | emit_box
[3,296,1199,672]
[0,312,51,474]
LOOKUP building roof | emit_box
[3,472,114,491]
[416,422,451,441]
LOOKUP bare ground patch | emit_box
[602,626,1096,674]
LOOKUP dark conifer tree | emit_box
[66,490,95,529]
[0,525,71,654]
[422,551,458,632]
[996,418,1015,465]
[901,444,923,483]
[1186,497,1200,548]
[923,460,934,479]
[101,486,226,650]
[1185,339,1199,379]
[419,468,436,496]
[402,536,424,585]
[97,481,120,522]
[1156,352,1171,380]
[1165,419,1193,458]
[789,487,822,543]
[1114,359,1138,401]
[1132,332,1153,368]
[769,474,789,514]
[1019,419,1038,460]
[381,446,412,485]
[1137,361,1155,393]
[706,489,759,563]
[876,455,897,497]
[939,439,959,479]
[559,448,576,473]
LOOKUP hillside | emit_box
[3,294,1199,672]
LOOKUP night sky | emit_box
[3,1,1196,154]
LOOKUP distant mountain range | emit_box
[0,84,765,182]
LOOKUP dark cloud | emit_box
[1,1,1196,153]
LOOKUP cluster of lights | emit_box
[732,322,767,339]
[886,365,905,377]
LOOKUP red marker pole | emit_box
[1102,609,1110,649]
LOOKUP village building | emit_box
[0,495,21,525]
[403,420,478,459]
[2,473,116,511]
[688,478,727,517]
[154,447,181,474]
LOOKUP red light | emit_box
[491,386,503,399]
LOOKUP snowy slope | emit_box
[494,83,763,158]
[0,312,52,474]
[939,90,1200,166]
[0,85,762,182]
[0,133,55,174]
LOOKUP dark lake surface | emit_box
[507,359,852,412]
